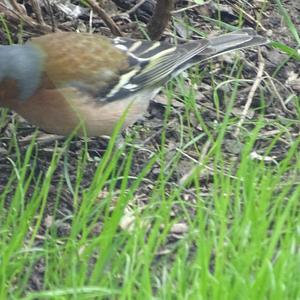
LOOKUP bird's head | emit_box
[0,44,45,104]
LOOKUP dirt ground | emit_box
[0,0,299,292]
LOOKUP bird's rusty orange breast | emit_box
[1,80,149,136]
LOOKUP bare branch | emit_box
[147,0,174,40]
[85,0,123,36]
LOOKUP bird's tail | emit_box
[194,28,269,62]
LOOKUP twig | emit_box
[265,74,294,114]
[44,0,56,32]
[234,50,265,137]
[172,4,206,14]
[19,133,64,146]
[0,3,54,33]
[127,0,147,15]
[8,0,25,14]
[30,0,45,25]
[147,0,174,40]
[231,3,268,32]
[85,0,123,36]
[244,59,294,114]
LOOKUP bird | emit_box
[0,28,268,137]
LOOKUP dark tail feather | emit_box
[195,28,269,62]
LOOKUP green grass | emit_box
[1,85,299,299]
[1,1,300,299]
[1,117,299,299]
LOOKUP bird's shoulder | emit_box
[29,32,129,90]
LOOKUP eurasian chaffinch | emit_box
[0,28,268,136]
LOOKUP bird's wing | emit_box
[29,29,267,104]
[104,28,268,102]
[29,32,209,103]
[103,37,210,101]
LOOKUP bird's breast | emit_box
[3,86,151,136]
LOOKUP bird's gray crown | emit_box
[0,43,44,100]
